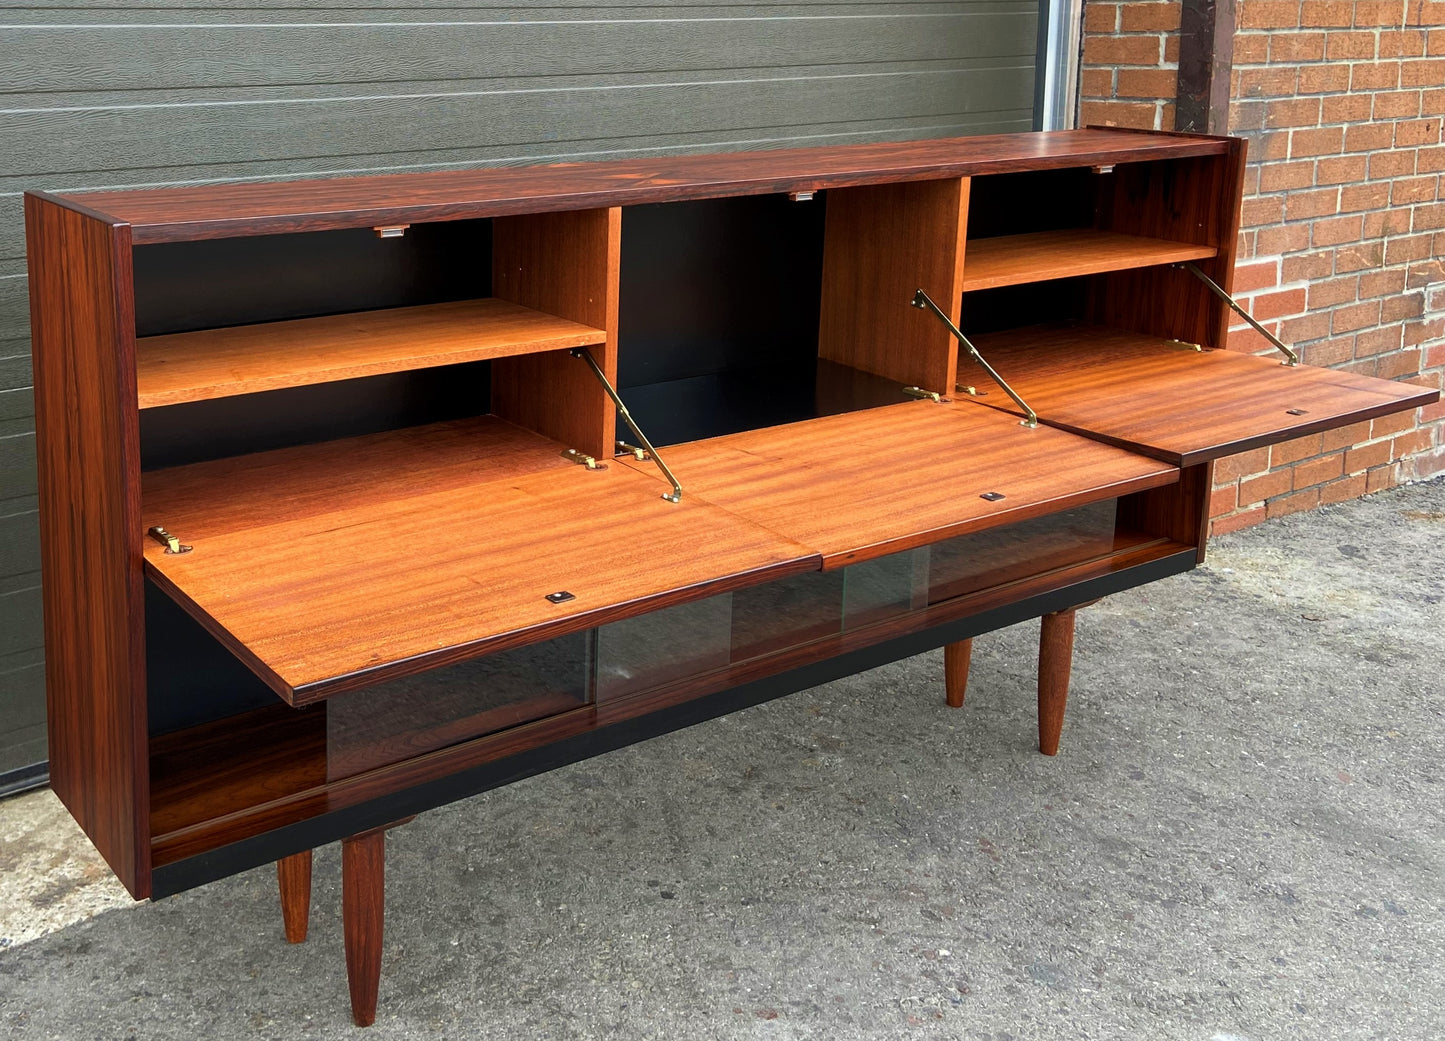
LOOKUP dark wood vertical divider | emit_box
[1090,138,1248,348]
[24,194,151,898]
[491,207,620,460]
[817,179,969,395]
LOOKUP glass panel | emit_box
[596,594,733,701]
[327,631,592,781]
[928,499,1120,605]
[731,568,845,663]
[842,547,930,630]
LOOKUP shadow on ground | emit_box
[1,480,1442,1041]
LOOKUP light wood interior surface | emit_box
[136,297,606,408]
[142,416,818,702]
[818,179,966,393]
[959,229,1217,292]
[966,323,1440,465]
[623,400,1178,567]
[491,207,620,460]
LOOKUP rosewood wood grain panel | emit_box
[959,230,1216,292]
[491,207,619,459]
[1090,140,1247,348]
[818,178,966,394]
[23,193,151,898]
[136,299,606,408]
[622,400,1178,566]
[148,538,1192,866]
[967,323,1439,465]
[143,446,817,702]
[53,131,1232,243]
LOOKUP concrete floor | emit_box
[0,479,1441,1040]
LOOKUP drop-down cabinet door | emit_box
[623,399,1181,567]
[141,416,819,705]
[965,324,1439,467]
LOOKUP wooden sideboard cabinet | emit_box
[24,128,1436,1026]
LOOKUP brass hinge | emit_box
[147,525,192,554]
[912,289,1038,428]
[902,386,944,403]
[571,348,682,503]
[561,449,606,471]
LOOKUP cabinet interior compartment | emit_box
[135,208,620,466]
[960,161,1220,298]
[618,182,966,447]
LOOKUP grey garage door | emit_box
[0,2,1045,792]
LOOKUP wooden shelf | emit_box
[136,298,607,408]
[965,323,1441,466]
[959,229,1217,292]
[142,415,818,703]
[623,400,1178,567]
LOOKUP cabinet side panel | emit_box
[1091,139,1247,348]
[491,207,620,459]
[25,195,149,899]
[818,179,965,394]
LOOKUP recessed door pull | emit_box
[911,289,1039,428]
[1174,261,1300,366]
[147,525,192,554]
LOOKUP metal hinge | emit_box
[571,348,683,503]
[902,386,944,403]
[147,526,192,554]
[561,449,606,471]
[911,289,1038,428]
[1175,261,1300,366]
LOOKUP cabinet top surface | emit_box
[42,129,1232,243]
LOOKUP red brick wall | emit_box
[1081,2,1183,129]
[1080,0,1445,534]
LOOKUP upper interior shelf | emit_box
[142,416,818,703]
[49,129,1231,242]
[964,323,1440,466]
[622,400,1179,567]
[136,298,605,408]
[960,230,1217,292]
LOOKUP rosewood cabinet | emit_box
[25,129,1436,1026]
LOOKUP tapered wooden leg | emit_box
[277,849,312,944]
[1037,608,1077,756]
[342,830,386,1028]
[944,638,973,708]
